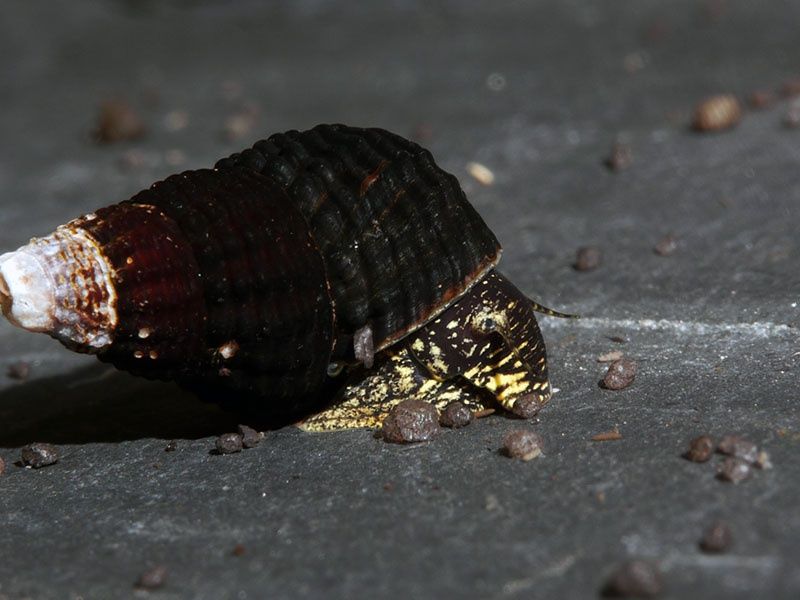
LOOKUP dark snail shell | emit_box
[215,125,501,360]
[2,125,501,411]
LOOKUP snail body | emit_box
[0,124,565,428]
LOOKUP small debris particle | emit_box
[510,394,544,419]
[692,95,742,132]
[135,565,167,590]
[20,443,59,468]
[653,234,678,256]
[383,482,394,492]
[596,490,606,503]
[439,402,473,428]
[717,435,758,464]
[473,408,496,419]
[717,457,751,483]
[218,340,240,360]
[381,400,440,443]
[485,493,501,511]
[486,72,507,92]
[0,456,5,476]
[597,350,624,363]
[602,560,662,598]
[232,544,246,557]
[602,359,637,390]
[163,109,189,132]
[754,450,772,470]
[605,142,633,171]
[164,440,177,452]
[466,161,495,185]
[93,100,146,143]
[237,424,264,449]
[222,104,260,141]
[781,78,800,98]
[574,246,602,271]
[748,90,774,109]
[699,521,733,554]
[684,435,714,463]
[623,52,647,74]
[591,428,623,442]
[608,336,627,344]
[6,361,30,380]
[215,433,243,455]
[502,429,543,461]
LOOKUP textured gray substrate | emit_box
[0,2,798,599]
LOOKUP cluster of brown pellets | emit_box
[683,433,771,483]
[380,400,545,462]
[691,77,800,133]
[213,425,265,455]
[601,519,734,597]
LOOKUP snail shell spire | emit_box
[0,219,118,349]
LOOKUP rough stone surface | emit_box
[0,1,798,599]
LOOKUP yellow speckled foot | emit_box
[297,349,488,432]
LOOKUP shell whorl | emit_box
[216,124,502,361]
[0,221,117,349]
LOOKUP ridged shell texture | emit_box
[75,125,501,408]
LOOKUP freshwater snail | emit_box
[0,124,572,430]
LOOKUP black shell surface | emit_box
[79,168,335,408]
[216,124,502,361]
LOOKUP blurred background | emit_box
[0,1,799,598]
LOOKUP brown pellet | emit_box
[0,456,5,476]
[232,544,246,557]
[6,361,30,380]
[602,359,637,390]
[502,429,543,461]
[605,142,633,171]
[602,560,662,597]
[699,521,733,553]
[164,440,177,452]
[574,246,602,271]
[215,433,243,454]
[20,443,59,468]
[237,424,264,448]
[717,457,751,483]
[717,435,758,464]
[93,100,146,143]
[684,435,714,463]
[692,95,742,132]
[510,394,544,419]
[135,565,167,590]
[439,402,473,428]
[381,400,440,443]
[653,234,677,256]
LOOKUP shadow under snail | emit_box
[0,124,574,430]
